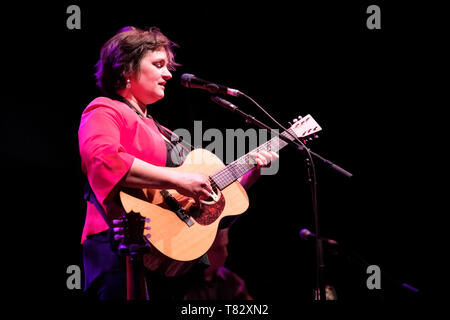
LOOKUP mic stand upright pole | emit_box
[304,156,326,301]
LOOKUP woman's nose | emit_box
[162,67,172,80]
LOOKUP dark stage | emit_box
[2,0,444,314]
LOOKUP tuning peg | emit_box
[145,226,151,230]
[113,227,124,233]
[145,218,150,223]
[292,118,298,123]
[145,233,151,239]
[112,219,124,225]
[114,234,124,241]
[298,116,303,120]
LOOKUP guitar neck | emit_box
[210,128,296,190]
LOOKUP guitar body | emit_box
[120,148,249,266]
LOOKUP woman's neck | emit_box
[117,90,147,117]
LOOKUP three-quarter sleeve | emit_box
[78,105,135,205]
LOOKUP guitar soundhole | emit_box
[189,188,225,226]
[201,185,220,204]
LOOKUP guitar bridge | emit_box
[159,190,194,227]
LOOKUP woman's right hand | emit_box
[122,158,213,203]
[172,172,213,202]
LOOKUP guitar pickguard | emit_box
[159,189,226,226]
[189,191,226,226]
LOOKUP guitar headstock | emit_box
[289,114,322,141]
[113,211,151,256]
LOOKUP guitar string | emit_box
[211,123,311,189]
[211,130,288,188]
[210,128,295,189]
[212,121,318,190]
[210,126,297,188]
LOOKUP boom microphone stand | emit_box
[210,95,352,301]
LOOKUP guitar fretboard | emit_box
[210,128,296,190]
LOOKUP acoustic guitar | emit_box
[120,115,322,265]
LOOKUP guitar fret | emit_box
[210,128,298,190]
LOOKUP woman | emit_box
[78,26,278,300]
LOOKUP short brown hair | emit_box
[95,26,180,97]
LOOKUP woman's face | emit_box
[128,47,172,105]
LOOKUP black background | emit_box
[2,0,445,312]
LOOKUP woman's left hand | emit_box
[238,151,279,190]
[249,150,279,169]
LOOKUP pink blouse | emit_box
[78,97,167,243]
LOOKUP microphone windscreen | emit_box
[180,73,195,87]
[299,228,312,240]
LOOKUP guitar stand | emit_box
[126,243,150,300]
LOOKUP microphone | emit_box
[180,73,241,97]
[299,228,339,246]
